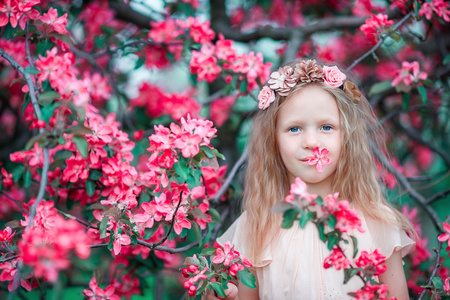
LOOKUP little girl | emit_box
[206,59,416,300]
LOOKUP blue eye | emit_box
[289,127,300,133]
[322,125,332,131]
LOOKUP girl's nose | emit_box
[302,130,319,150]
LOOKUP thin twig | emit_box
[212,145,249,205]
[418,241,443,300]
[347,11,414,71]
[426,188,450,205]
[1,191,26,212]
[150,191,184,249]
[0,255,18,264]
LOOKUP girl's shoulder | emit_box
[350,204,415,260]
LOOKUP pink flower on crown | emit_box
[258,86,275,110]
[307,147,333,172]
[323,66,346,88]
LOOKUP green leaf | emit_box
[271,202,294,213]
[316,222,326,241]
[89,169,103,181]
[350,236,358,258]
[418,86,427,104]
[65,125,92,135]
[73,136,88,158]
[231,75,238,89]
[174,162,188,180]
[208,208,221,223]
[99,217,109,239]
[282,209,299,229]
[402,93,411,112]
[23,170,31,188]
[240,78,248,93]
[390,32,401,42]
[139,192,150,204]
[130,234,137,245]
[12,165,26,182]
[24,67,40,75]
[52,33,74,46]
[299,211,311,228]
[36,39,52,56]
[432,276,443,289]
[21,95,30,116]
[415,0,421,17]
[344,268,360,284]
[237,269,257,289]
[191,221,203,247]
[443,54,450,65]
[25,132,50,150]
[107,235,114,250]
[210,282,227,298]
[327,234,339,250]
[38,91,60,106]
[41,104,54,123]
[200,247,217,256]
[325,215,337,229]
[212,148,225,160]
[86,181,95,197]
[369,81,392,96]
[4,23,15,40]
[183,256,200,266]
[201,146,214,158]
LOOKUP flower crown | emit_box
[257,59,362,110]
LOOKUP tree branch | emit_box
[370,141,442,231]
[347,11,413,71]
[426,188,450,205]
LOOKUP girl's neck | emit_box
[305,177,335,199]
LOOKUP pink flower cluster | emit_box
[321,193,364,233]
[438,222,450,251]
[323,247,351,270]
[83,277,120,300]
[35,48,112,107]
[355,249,387,277]
[0,0,40,29]
[181,260,208,296]
[190,34,271,90]
[419,0,450,22]
[17,200,91,283]
[355,282,390,300]
[130,82,200,121]
[181,242,252,296]
[360,14,394,45]
[391,61,428,88]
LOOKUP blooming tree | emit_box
[0,0,449,299]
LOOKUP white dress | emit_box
[217,205,415,300]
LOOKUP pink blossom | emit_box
[438,222,450,249]
[39,7,68,34]
[355,282,389,300]
[419,0,450,22]
[173,133,202,158]
[83,277,121,300]
[0,259,33,292]
[210,95,236,127]
[190,44,222,83]
[323,66,346,87]
[360,14,394,44]
[307,147,333,172]
[113,232,131,255]
[0,227,15,244]
[258,86,275,110]
[333,200,364,233]
[391,61,428,87]
[212,241,235,266]
[177,16,215,44]
[323,247,351,270]
[444,277,450,293]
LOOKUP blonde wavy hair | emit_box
[242,62,417,264]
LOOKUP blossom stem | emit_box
[0,255,18,264]
[418,241,443,300]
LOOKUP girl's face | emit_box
[276,85,341,196]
